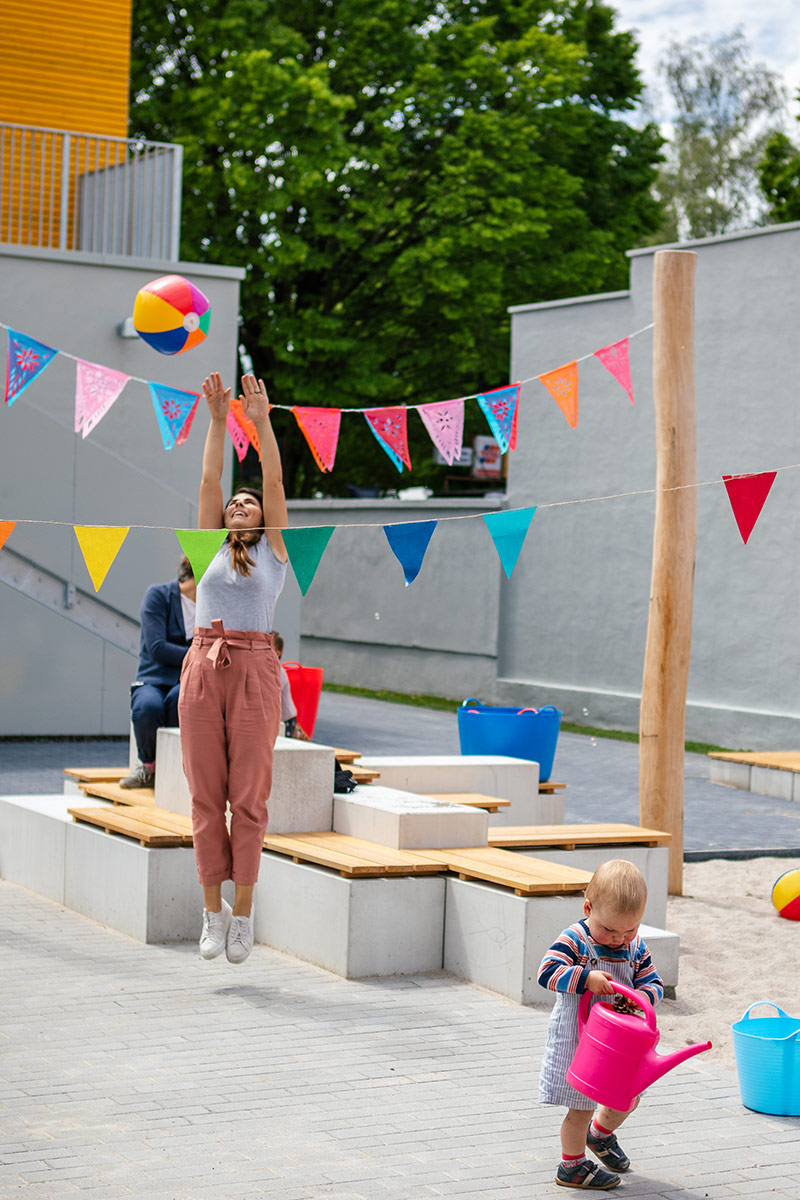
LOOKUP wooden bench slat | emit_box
[68,805,188,846]
[538,780,566,793]
[332,749,361,764]
[412,847,592,895]
[80,781,155,807]
[708,751,800,770]
[349,767,380,783]
[263,832,446,877]
[487,823,672,849]
[428,793,511,811]
[65,767,128,783]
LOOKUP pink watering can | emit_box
[566,983,712,1111]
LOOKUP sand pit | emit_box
[658,856,800,1074]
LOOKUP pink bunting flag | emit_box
[227,395,261,461]
[594,337,634,403]
[75,360,130,438]
[293,407,342,472]
[418,399,464,466]
[226,410,250,462]
[722,472,777,545]
[364,406,412,472]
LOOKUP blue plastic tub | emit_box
[457,698,562,782]
[732,1002,800,1116]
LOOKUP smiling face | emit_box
[583,900,644,950]
[224,491,264,531]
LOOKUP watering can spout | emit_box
[638,1039,713,1091]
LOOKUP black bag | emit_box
[334,758,357,793]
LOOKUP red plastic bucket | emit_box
[282,662,324,738]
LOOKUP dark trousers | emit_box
[130,682,181,764]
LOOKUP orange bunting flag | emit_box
[0,520,16,552]
[229,395,261,460]
[73,525,130,591]
[538,361,579,429]
[722,472,777,545]
[292,407,342,472]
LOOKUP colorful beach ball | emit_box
[771,867,800,921]
[133,275,211,355]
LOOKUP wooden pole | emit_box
[639,250,697,896]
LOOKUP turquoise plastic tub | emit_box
[457,698,562,782]
[732,1002,800,1116]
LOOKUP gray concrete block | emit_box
[333,785,488,849]
[750,765,795,803]
[516,845,669,928]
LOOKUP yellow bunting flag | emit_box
[0,520,16,552]
[538,361,579,429]
[73,525,130,591]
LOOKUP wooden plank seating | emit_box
[68,804,193,847]
[333,749,361,764]
[79,781,155,808]
[709,750,800,772]
[263,832,448,878]
[350,766,380,784]
[487,823,672,850]
[65,767,128,784]
[428,792,511,813]
[413,847,592,896]
[539,780,566,794]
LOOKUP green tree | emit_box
[130,0,663,496]
[759,129,800,223]
[647,28,786,244]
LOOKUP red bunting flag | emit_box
[722,472,777,545]
[418,399,464,465]
[364,406,412,472]
[293,407,342,472]
[539,361,578,428]
[594,337,634,403]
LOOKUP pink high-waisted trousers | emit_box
[178,620,282,886]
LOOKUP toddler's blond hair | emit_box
[585,859,647,915]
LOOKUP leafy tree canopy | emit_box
[759,129,800,224]
[646,28,786,244]
[130,0,663,496]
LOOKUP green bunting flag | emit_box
[175,528,228,583]
[483,507,537,579]
[282,526,335,595]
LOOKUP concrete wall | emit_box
[0,245,251,733]
[503,222,800,749]
[292,497,504,701]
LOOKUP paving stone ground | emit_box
[2,880,799,1200]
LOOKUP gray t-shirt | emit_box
[195,536,287,634]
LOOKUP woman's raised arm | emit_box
[239,374,288,561]
[197,372,231,530]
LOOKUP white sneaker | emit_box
[226,908,254,964]
[199,899,232,960]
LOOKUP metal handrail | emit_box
[0,122,183,260]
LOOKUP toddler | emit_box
[538,860,663,1190]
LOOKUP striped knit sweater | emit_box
[538,918,664,1006]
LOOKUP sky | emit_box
[611,0,800,114]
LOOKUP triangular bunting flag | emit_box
[73,525,130,591]
[594,338,634,403]
[418,399,464,466]
[364,407,411,472]
[722,472,777,545]
[282,526,335,596]
[228,394,261,460]
[75,360,130,438]
[483,507,537,579]
[293,407,342,472]
[226,410,250,462]
[476,384,520,454]
[0,520,16,552]
[148,383,201,451]
[539,361,578,428]
[383,520,437,586]
[175,528,228,583]
[175,398,199,446]
[5,328,58,405]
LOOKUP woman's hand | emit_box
[202,372,231,421]
[586,970,615,995]
[240,374,270,424]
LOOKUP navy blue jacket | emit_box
[134,580,192,687]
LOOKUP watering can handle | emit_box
[740,1000,793,1022]
[578,981,656,1037]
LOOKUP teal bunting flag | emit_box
[383,520,437,586]
[175,528,228,583]
[476,384,520,454]
[5,328,59,405]
[282,526,335,595]
[149,383,200,451]
[483,507,537,578]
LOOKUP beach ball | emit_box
[771,868,800,920]
[133,275,211,355]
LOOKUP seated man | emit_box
[120,556,195,788]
